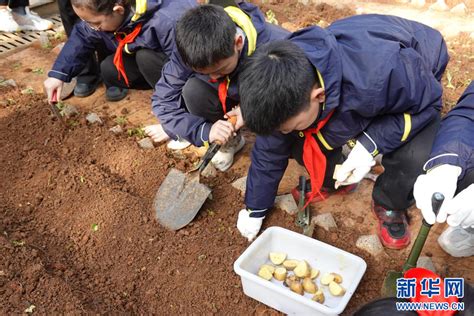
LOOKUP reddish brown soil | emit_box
[1,2,473,315]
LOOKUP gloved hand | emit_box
[444,184,474,228]
[237,209,264,242]
[413,164,461,225]
[335,141,375,188]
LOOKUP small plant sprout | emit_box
[91,223,99,232]
[127,127,146,139]
[115,116,128,126]
[79,175,86,183]
[12,240,25,247]
[32,68,44,74]
[446,70,455,89]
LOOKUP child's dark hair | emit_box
[176,5,236,69]
[71,0,131,14]
[239,40,318,135]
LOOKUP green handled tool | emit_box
[381,192,445,297]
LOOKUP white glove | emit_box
[237,209,264,242]
[413,164,461,225]
[335,141,375,188]
[444,184,474,229]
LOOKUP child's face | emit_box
[279,86,325,134]
[194,34,244,80]
[73,4,126,32]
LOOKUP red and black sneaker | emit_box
[291,179,358,204]
[372,202,410,250]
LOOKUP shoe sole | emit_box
[370,204,410,250]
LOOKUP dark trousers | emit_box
[100,48,168,89]
[292,116,455,211]
[182,77,239,122]
[57,0,101,85]
[0,0,28,7]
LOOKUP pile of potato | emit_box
[257,252,346,304]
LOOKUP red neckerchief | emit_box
[113,23,142,87]
[209,77,230,114]
[302,109,335,207]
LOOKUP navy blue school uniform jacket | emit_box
[48,0,196,82]
[151,2,289,146]
[245,14,449,213]
[424,82,474,179]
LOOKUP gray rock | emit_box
[356,235,384,256]
[85,113,103,125]
[0,79,16,87]
[232,176,247,195]
[201,163,217,178]
[450,3,467,15]
[274,194,298,215]
[417,256,436,273]
[62,104,79,118]
[109,125,123,134]
[138,137,154,149]
[312,213,338,231]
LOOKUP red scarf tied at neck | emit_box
[113,23,143,87]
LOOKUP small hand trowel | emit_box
[381,192,445,297]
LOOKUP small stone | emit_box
[231,176,247,195]
[85,113,103,125]
[138,137,154,149]
[450,3,467,15]
[0,79,17,87]
[109,125,123,134]
[312,213,337,231]
[356,235,384,256]
[62,104,79,118]
[201,163,217,178]
[274,194,298,215]
[417,256,436,273]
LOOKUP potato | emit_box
[321,273,335,285]
[261,264,275,274]
[282,259,299,271]
[303,277,318,294]
[312,290,325,303]
[294,260,310,278]
[274,267,287,281]
[329,281,346,296]
[331,273,343,284]
[284,274,298,287]
[310,268,320,279]
[269,252,287,265]
[257,266,273,281]
[290,281,304,295]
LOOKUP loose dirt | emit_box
[1,1,473,314]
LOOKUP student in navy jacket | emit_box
[147,3,288,170]
[237,14,449,249]
[414,82,474,257]
[44,0,195,102]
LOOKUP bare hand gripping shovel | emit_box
[154,116,237,230]
[381,192,445,297]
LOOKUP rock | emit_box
[85,113,103,125]
[450,3,468,15]
[356,235,384,256]
[109,125,123,134]
[281,22,298,32]
[417,256,436,273]
[312,213,337,231]
[0,79,17,87]
[232,176,247,195]
[201,163,217,178]
[62,104,79,118]
[138,137,154,149]
[429,0,449,11]
[274,194,298,215]
[317,20,329,28]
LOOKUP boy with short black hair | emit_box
[237,14,449,248]
[148,3,288,170]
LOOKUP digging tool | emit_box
[154,116,237,230]
[381,192,445,297]
[50,90,67,127]
[295,176,315,237]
